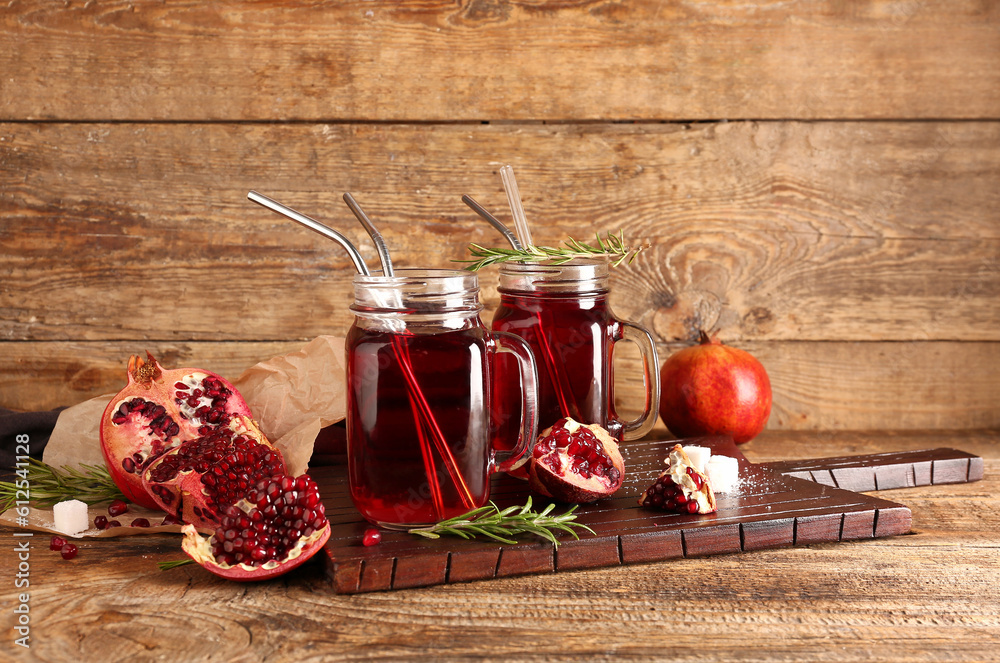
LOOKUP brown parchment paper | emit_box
[2,336,347,538]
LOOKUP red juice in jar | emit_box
[491,260,659,465]
[492,291,612,435]
[345,269,538,529]
[347,326,491,525]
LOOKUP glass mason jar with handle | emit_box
[346,269,539,529]
[491,259,659,464]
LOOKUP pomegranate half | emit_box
[100,352,255,509]
[142,416,286,529]
[180,474,331,581]
[527,418,625,504]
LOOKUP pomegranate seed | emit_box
[50,536,66,551]
[107,520,122,528]
[108,499,129,516]
[131,518,151,528]
[60,543,78,560]
[94,515,109,530]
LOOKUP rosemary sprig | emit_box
[407,497,594,547]
[460,230,650,271]
[0,458,125,512]
[158,559,194,571]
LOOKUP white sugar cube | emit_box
[52,499,89,536]
[681,445,711,474]
[706,455,740,494]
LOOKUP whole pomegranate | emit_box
[659,331,771,444]
[181,474,331,581]
[527,418,624,504]
[100,352,257,509]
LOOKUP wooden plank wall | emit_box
[1,1,998,432]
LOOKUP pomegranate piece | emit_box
[49,536,67,551]
[100,352,256,509]
[60,543,78,560]
[107,520,122,528]
[131,518,151,528]
[638,444,717,515]
[94,515,109,530]
[362,528,381,547]
[141,416,286,529]
[527,418,625,504]
[180,474,331,581]
[659,331,772,444]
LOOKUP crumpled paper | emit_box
[2,336,346,538]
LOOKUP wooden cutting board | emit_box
[316,437,983,594]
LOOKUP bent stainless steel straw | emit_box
[247,190,370,276]
[343,192,394,277]
[461,194,522,250]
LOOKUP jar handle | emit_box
[490,331,539,474]
[612,321,661,441]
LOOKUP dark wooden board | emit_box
[760,448,985,492]
[318,437,980,594]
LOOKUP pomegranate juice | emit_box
[346,325,493,527]
[492,292,619,442]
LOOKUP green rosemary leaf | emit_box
[0,458,125,512]
[406,497,592,548]
[158,559,195,571]
[460,231,648,271]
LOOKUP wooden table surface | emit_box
[3,428,997,662]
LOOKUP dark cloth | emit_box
[0,407,64,481]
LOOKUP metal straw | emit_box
[343,192,394,277]
[499,165,534,248]
[461,194,522,250]
[247,190,370,276]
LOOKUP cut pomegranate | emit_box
[141,416,285,529]
[100,352,256,509]
[527,418,625,504]
[638,444,717,514]
[60,543,78,560]
[180,474,331,581]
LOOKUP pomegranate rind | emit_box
[527,419,625,504]
[180,522,331,582]
[141,415,286,529]
[638,444,717,514]
[100,352,256,510]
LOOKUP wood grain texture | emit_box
[3,339,999,430]
[2,121,997,343]
[1,1,998,121]
[2,431,997,662]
